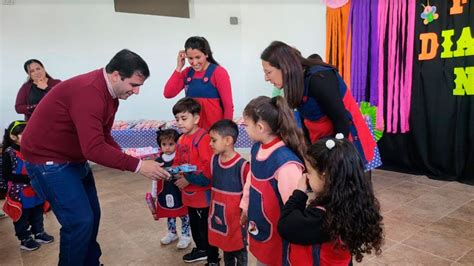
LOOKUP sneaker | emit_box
[176,236,191,249]
[20,237,41,251]
[205,263,220,266]
[35,232,55,244]
[160,232,178,245]
[183,247,207,263]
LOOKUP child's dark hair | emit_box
[2,120,27,152]
[306,137,383,262]
[184,36,219,65]
[156,128,180,147]
[209,119,239,144]
[243,96,306,160]
[172,97,201,116]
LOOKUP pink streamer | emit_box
[402,0,415,133]
[392,1,402,133]
[386,0,397,133]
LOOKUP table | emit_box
[112,125,254,149]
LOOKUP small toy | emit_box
[165,164,198,180]
[145,193,158,220]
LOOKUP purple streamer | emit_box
[369,0,379,105]
[350,0,371,103]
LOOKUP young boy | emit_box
[208,119,249,266]
[172,97,220,265]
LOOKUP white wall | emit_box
[0,0,326,127]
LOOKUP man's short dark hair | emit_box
[105,49,150,79]
[209,119,239,144]
[172,97,201,116]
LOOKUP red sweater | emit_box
[164,66,234,120]
[21,69,140,172]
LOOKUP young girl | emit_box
[240,96,306,265]
[152,128,191,249]
[164,36,234,130]
[2,120,54,251]
[278,136,384,265]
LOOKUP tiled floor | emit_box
[1,167,473,265]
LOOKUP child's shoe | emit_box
[20,237,41,251]
[183,247,207,263]
[176,236,191,249]
[160,232,178,245]
[35,232,55,244]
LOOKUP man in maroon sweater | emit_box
[22,49,169,266]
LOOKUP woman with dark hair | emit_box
[164,36,234,130]
[260,41,377,170]
[15,59,61,120]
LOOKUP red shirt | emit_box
[164,66,234,120]
[173,128,214,208]
[21,69,140,172]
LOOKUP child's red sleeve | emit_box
[172,138,184,167]
[197,134,213,180]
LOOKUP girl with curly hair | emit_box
[278,135,384,265]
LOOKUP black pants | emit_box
[188,207,219,263]
[224,248,248,266]
[13,204,44,241]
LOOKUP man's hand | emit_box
[174,176,190,189]
[139,160,170,181]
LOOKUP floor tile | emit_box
[364,243,453,265]
[2,166,474,265]
[457,249,474,265]
[403,229,474,261]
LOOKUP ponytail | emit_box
[272,96,307,160]
[243,96,306,160]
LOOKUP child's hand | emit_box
[240,210,248,226]
[297,173,308,192]
[174,176,190,189]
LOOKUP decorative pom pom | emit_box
[326,139,336,150]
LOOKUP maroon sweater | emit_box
[22,69,140,172]
[15,78,62,120]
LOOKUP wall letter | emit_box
[441,29,455,58]
[450,0,468,15]
[453,67,474,96]
[453,27,474,57]
[419,33,439,61]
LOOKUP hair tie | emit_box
[326,139,336,150]
[335,133,344,140]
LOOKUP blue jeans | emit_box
[26,162,102,266]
